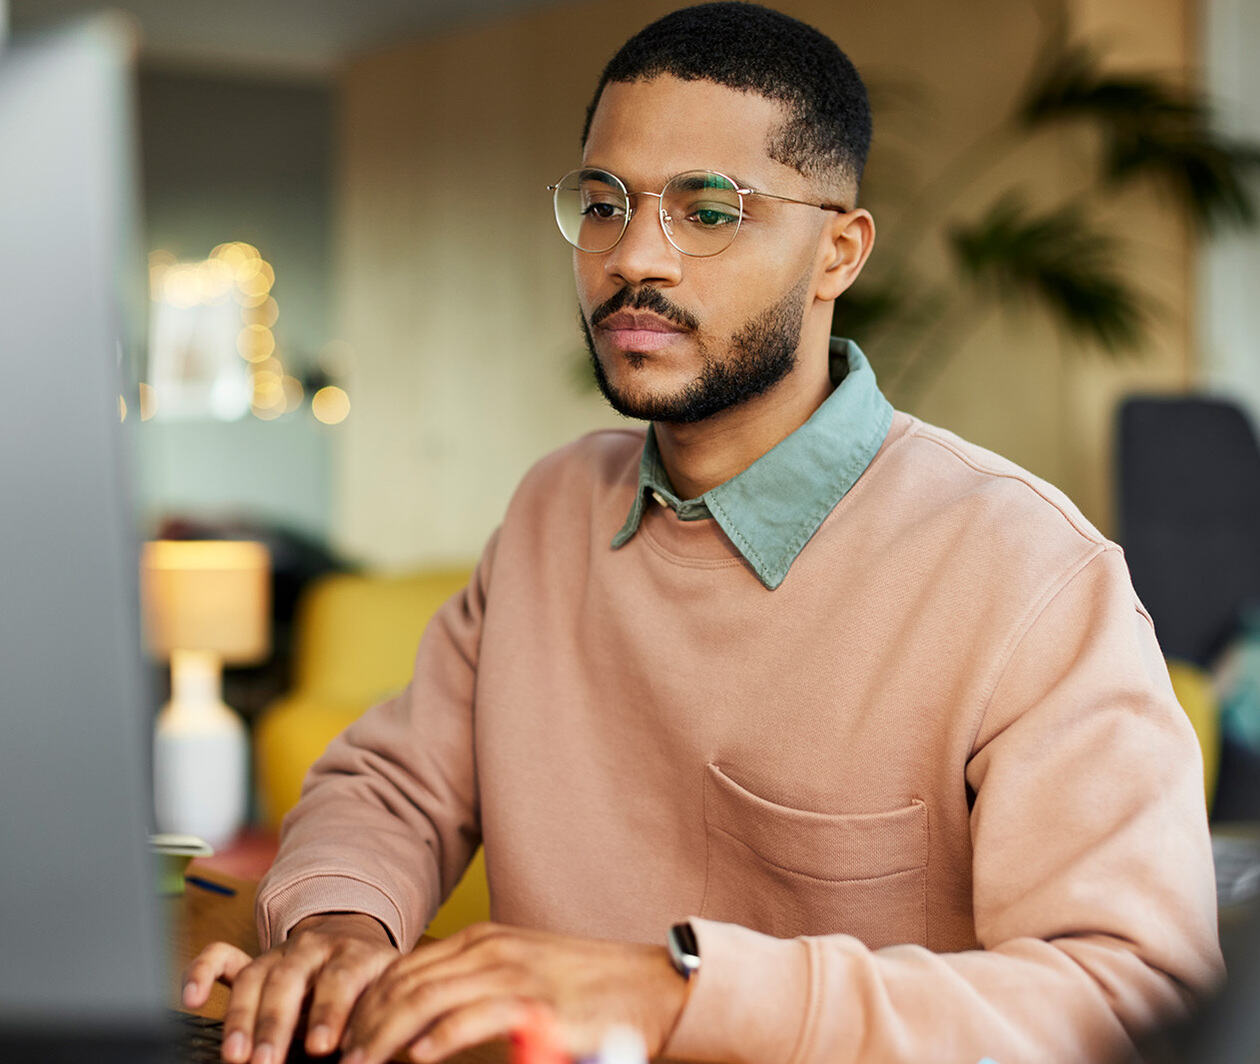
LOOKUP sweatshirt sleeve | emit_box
[665,546,1224,1064]
[254,529,499,951]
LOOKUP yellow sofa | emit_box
[254,567,490,937]
[1167,658,1221,809]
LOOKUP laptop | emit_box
[0,12,176,1061]
[0,16,338,1063]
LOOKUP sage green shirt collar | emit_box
[611,338,893,590]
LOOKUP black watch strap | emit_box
[667,921,701,980]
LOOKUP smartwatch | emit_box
[667,921,701,980]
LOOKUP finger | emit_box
[182,942,253,1008]
[304,949,395,1056]
[249,957,325,1064]
[348,967,535,1064]
[218,955,280,1064]
[406,996,535,1064]
[346,941,521,1050]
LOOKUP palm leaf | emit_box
[1017,40,1197,129]
[1105,127,1260,230]
[949,194,1151,353]
[1015,39,1260,232]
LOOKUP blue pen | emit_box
[185,875,237,897]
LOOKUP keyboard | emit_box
[177,1013,340,1063]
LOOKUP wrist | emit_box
[654,943,693,1051]
[291,911,395,945]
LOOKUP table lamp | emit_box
[141,539,270,848]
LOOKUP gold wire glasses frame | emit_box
[547,167,848,258]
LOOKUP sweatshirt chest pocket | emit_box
[699,763,928,949]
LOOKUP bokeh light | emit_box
[236,260,274,300]
[197,258,235,303]
[252,370,285,410]
[237,324,276,362]
[138,382,157,421]
[242,296,279,328]
[282,375,304,413]
[311,386,350,425]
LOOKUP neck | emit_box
[653,330,833,501]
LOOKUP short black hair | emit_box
[581,2,871,190]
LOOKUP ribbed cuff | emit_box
[663,919,814,1064]
[255,873,408,950]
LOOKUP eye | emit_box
[686,202,741,228]
[581,199,626,221]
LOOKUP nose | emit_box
[602,193,683,288]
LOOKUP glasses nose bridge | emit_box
[619,188,674,250]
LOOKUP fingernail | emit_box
[254,1044,275,1064]
[411,1037,433,1061]
[182,981,198,1006]
[343,1050,365,1064]
[223,1031,247,1061]
[309,1025,332,1053]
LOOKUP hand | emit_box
[341,923,690,1064]
[182,912,400,1063]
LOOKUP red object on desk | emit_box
[510,1006,568,1064]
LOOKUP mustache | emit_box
[590,286,700,332]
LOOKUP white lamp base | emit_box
[153,649,248,850]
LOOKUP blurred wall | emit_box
[134,70,336,542]
[334,0,1195,569]
[1201,0,1260,420]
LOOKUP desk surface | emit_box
[169,872,504,1063]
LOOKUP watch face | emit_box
[669,922,700,978]
[673,922,699,959]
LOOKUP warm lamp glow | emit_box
[144,537,269,848]
[140,540,271,663]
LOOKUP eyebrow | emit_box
[577,167,620,185]
[669,172,740,192]
[577,166,757,192]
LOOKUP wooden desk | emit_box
[169,872,504,1063]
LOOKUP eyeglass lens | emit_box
[552,169,744,257]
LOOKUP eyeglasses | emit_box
[547,168,847,258]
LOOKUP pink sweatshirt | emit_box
[258,413,1222,1063]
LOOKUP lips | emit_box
[598,311,686,332]
[596,310,687,352]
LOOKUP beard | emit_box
[579,273,809,425]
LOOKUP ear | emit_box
[815,207,875,303]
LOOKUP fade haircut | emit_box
[581,2,871,191]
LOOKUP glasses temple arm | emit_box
[742,189,849,214]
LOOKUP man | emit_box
[185,5,1223,1063]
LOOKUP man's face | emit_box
[576,76,830,424]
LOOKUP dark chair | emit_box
[1117,395,1260,820]
[1117,395,1260,668]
